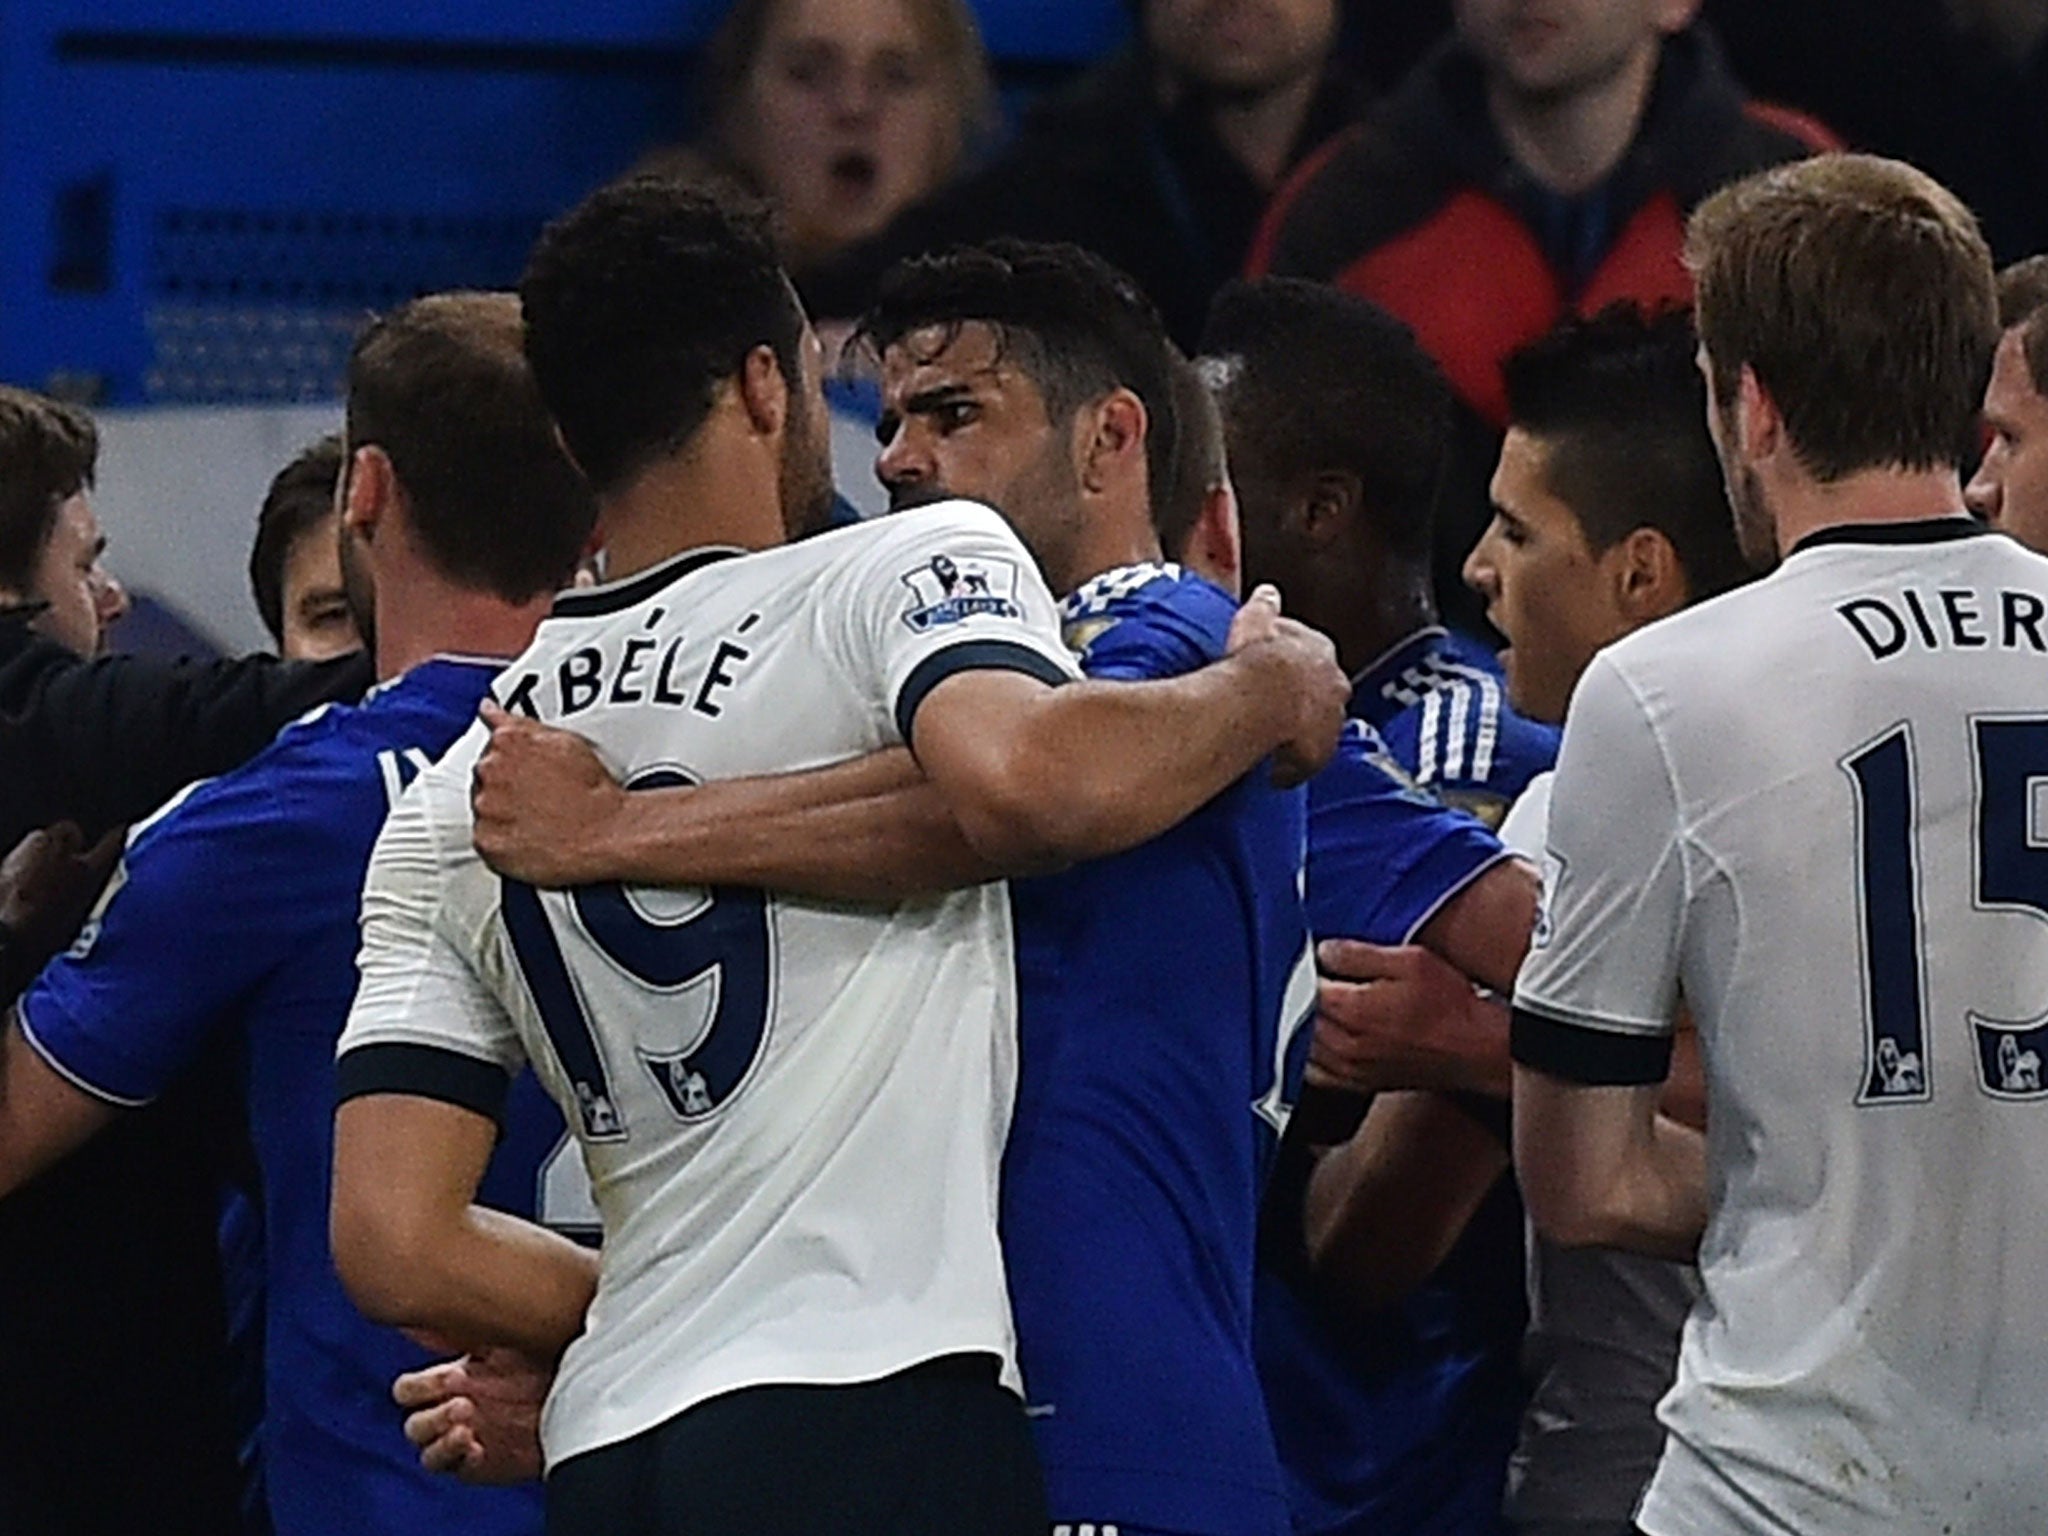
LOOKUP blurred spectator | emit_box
[0,382,365,1536]
[806,0,1363,347]
[1248,1,1834,636]
[642,0,996,282]
[1707,0,2048,260]
[1967,256,2048,549]
[248,436,362,661]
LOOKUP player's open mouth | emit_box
[829,152,880,196]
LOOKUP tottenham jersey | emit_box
[1512,518,2048,1535]
[337,501,1078,1468]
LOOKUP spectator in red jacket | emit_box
[1249,2,1834,635]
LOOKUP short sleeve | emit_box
[1068,571,1231,683]
[336,761,524,1121]
[1306,722,1513,946]
[1511,655,1686,1086]
[832,501,1081,744]
[17,775,302,1107]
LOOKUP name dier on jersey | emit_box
[1836,583,2048,661]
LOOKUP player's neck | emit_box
[1056,504,1163,598]
[1326,568,1436,679]
[600,446,791,582]
[374,579,552,682]
[1771,466,1971,558]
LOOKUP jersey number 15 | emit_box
[1847,718,2048,1105]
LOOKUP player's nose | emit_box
[1965,460,2003,525]
[875,429,931,493]
[1462,535,1499,600]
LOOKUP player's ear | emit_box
[1613,525,1688,622]
[342,445,396,539]
[1080,389,1147,495]
[1737,365,1785,465]
[1181,481,1243,596]
[738,344,789,438]
[1300,468,1363,547]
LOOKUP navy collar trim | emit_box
[551,546,748,619]
[1790,515,1986,557]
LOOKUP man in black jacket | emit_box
[0,383,367,1536]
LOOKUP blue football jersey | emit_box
[1252,710,1545,1536]
[19,659,562,1536]
[1351,627,1559,826]
[1004,564,1311,1536]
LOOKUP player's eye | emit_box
[933,402,977,433]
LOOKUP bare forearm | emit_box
[1598,1115,1708,1262]
[1304,1091,1509,1312]
[928,652,1306,866]
[605,778,1016,899]
[1514,1068,1707,1262]
[344,1204,599,1362]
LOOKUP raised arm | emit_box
[472,717,1011,900]
[473,586,1346,898]
[906,595,1344,869]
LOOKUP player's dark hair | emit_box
[345,291,595,603]
[520,177,806,497]
[1197,277,1448,564]
[1997,256,2048,396]
[852,239,1181,530]
[1687,155,1997,481]
[1159,347,1228,560]
[0,386,97,601]
[1504,305,1750,601]
[249,435,344,645]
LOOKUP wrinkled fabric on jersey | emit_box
[339,504,1074,1473]
[1515,518,2048,1536]
[1003,562,1312,1536]
[20,659,557,1536]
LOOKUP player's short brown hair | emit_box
[1996,256,2048,397]
[0,386,97,600]
[1686,154,1997,481]
[346,291,595,605]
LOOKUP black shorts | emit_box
[546,1351,1047,1536]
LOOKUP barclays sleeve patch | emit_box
[900,553,1025,632]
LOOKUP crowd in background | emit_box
[1,3,2047,1536]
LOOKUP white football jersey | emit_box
[1513,520,2048,1535]
[338,500,1079,1468]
